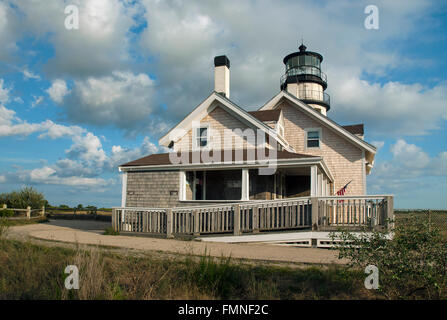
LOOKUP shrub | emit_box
[0,187,46,209]
[333,215,447,299]
[0,209,14,217]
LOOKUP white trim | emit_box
[121,172,127,207]
[304,127,322,150]
[241,169,249,200]
[310,165,317,196]
[158,92,292,152]
[362,149,367,194]
[179,171,186,201]
[192,123,210,150]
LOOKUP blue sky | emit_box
[0,0,446,208]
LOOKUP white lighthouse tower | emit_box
[280,44,330,115]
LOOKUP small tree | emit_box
[332,215,447,299]
[0,187,47,209]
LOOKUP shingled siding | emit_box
[278,101,365,195]
[126,171,181,208]
[174,105,259,152]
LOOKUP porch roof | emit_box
[120,149,315,167]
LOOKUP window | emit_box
[194,125,209,148]
[306,129,321,148]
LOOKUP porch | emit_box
[112,195,394,242]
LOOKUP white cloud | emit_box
[369,139,447,194]
[22,68,41,81]
[0,106,85,138]
[26,166,108,187]
[66,132,107,167]
[47,79,69,104]
[330,76,447,136]
[11,0,138,77]
[31,95,44,108]
[0,79,10,104]
[64,71,156,129]
[108,136,168,169]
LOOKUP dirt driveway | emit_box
[8,220,345,265]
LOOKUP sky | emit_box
[0,0,446,209]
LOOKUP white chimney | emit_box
[214,55,230,98]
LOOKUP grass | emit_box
[395,210,447,240]
[0,216,48,227]
[0,222,377,300]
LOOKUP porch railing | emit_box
[112,195,394,237]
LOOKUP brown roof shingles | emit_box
[120,149,315,167]
[342,124,364,135]
[248,110,281,122]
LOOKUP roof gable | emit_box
[159,92,292,150]
[259,91,376,160]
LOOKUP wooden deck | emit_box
[112,195,394,238]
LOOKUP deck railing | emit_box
[112,195,394,236]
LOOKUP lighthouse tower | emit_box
[280,44,330,115]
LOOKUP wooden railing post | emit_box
[166,209,173,238]
[310,197,318,230]
[193,209,200,236]
[234,204,241,236]
[112,208,117,231]
[26,206,31,220]
[253,206,259,233]
[385,195,394,230]
[2,204,6,209]
[41,206,45,217]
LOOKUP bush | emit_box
[333,215,447,299]
[0,209,14,217]
[0,187,47,209]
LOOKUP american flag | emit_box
[336,181,352,196]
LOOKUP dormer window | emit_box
[306,128,321,148]
[194,125,210,148]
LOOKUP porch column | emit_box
[179,171,186,200]
[121,172,128,207]
[241,169,249,200]
[310,165,318,196]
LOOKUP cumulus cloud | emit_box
[368,139,447,194]
[10,0,139,77]
[108,136,168,169]
[64,71,157,130]
[330,76,447,136]
[47,79,69,104]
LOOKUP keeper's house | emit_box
[119,44,376,209]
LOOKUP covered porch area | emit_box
[179,163,333,203]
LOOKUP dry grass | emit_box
[0,233,376,300]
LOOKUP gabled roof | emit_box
[342,124,364,136]
[259,91,376,162]
[159,91,292,151]
[248,110,281,122]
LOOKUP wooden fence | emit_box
[0,204,45,220]
[112,195,394,237]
